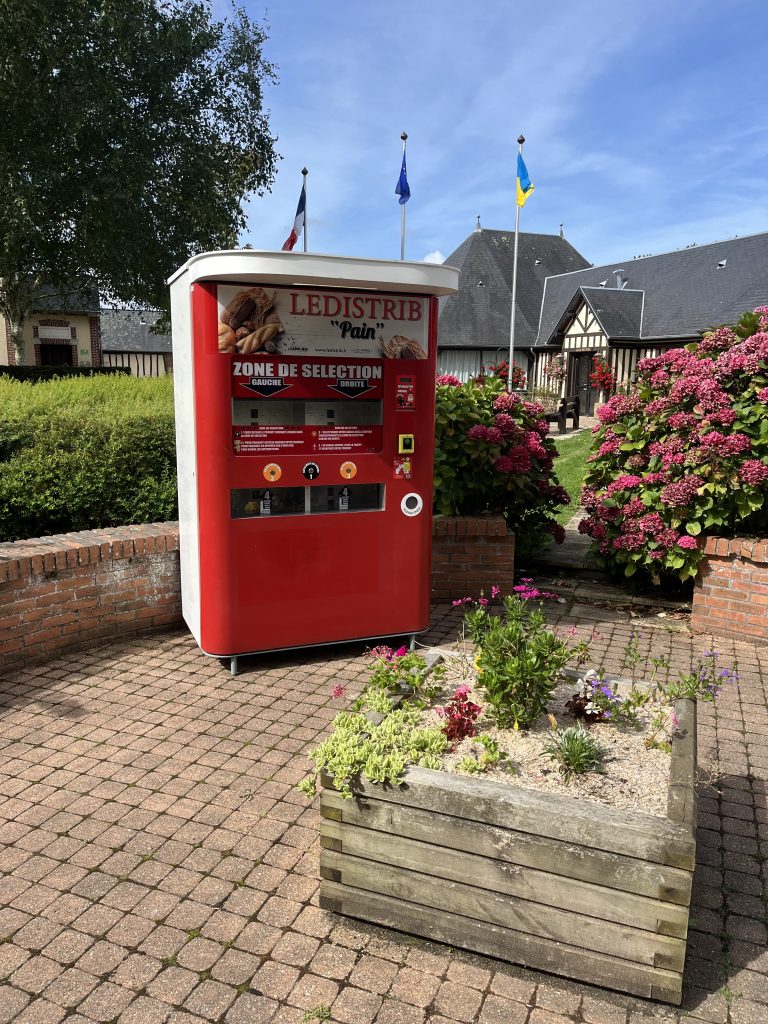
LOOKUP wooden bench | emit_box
[544,394,580,434]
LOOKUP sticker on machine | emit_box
[232,425,383,456]
[394,456,413,480]
[217,284,428,360]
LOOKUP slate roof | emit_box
[438,229,591,350]
[576,287,643,340]
[100,309,171,353]
[536,231,768,346]
[32,284,100,314]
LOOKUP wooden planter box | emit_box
[319,698,696,1005]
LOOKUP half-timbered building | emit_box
[532,232,768,414]
[437,226,590,382]
[100,309,172,377]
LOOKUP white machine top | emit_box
[168,250,459,296]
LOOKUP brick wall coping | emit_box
[1,518,514,669]
[0,522,180,583]
[691,533,768,644]
[0,516,511,573]
[432,514,508,537]
[701,536,768,563]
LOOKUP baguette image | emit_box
[219,287,284,354]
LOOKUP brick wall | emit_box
[691,537,768,643]
[0,523,181,674]
[432,515,515,602]
[1,517,516,672]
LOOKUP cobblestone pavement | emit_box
[1,597,767,1024]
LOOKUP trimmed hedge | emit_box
[0,375,176,541]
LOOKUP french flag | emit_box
[282,181,306,252]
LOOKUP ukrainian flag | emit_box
[516,152,534,207]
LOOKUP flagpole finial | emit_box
[301,167,308,176]
[401,131,408,142]
[517,134,525,146]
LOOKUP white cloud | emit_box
[423,250,445,264]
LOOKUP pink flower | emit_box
[393,645,407,658]
[436,374,461,386]
[467,424,491,441]
[523,400,545,418]
[493,412,520,437]
[661,477,703,508]
[677,536,698,550]
[622,498,646,518]
[637,512,665,536]
[605,475,644,496]
[478,597,489,606]
[549,523,566,544]
[758,387,768,403]
[494,448,531,473]
[491,585,501,598]
[739,460,768,485]
[598,438,621,457]
[492,392,519,412]
[667,412,697,430]
[331,684,346,699]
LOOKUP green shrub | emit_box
[543,724,606,780]
[466,595,588,729]
[581,308,768,582]
[434,376,569,552]
[0,375,176,541]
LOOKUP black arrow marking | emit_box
[243,380,292,398]
[328,379,377,398]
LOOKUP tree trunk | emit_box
[10,317,25,365]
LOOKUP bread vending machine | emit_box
[169,251,458,672]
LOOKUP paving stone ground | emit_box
[1,596,767,1024]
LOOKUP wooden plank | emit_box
[320,819,689,938]
[667,699,697,835]
[320,850,686,972]
[321,765,695,870]
[319,880,683,1005]
[320,791,693,906]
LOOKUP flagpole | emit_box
[302,167,308,253]
[507,135,526,392]
[400,132,407,260]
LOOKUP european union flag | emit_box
[395,152,410,205]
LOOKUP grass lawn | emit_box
[552,428,594,525]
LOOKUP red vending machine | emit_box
[169,252,458,672]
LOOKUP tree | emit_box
[0,0,278,361]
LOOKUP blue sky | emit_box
[235,0,768,269]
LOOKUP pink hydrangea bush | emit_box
[434,375,569,553]
[580,311,768,582]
